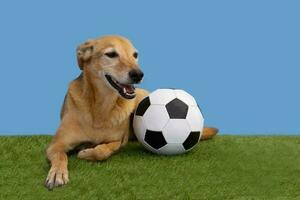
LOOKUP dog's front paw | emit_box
[77,148,96,161]
[45,166,69,190]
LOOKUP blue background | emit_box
[0,1,299,135]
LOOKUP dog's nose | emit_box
[129,69,144,83]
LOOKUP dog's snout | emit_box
[129,69,144,83]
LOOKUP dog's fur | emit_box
[45,35,218,190]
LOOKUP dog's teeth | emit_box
[123,88,126,94]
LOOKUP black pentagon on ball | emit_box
[165,98,188,119]
[135,96,150,116]
[183,131,201,150]
[144,130,167,149]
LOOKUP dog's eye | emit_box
[105,51,119,58]
[133,52,138,59]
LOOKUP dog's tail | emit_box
[200,127,219,140]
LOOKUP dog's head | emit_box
[77,35,143,99]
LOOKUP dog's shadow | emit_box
[122,142,156,156]
[66,141,156,158]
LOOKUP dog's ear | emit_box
[77,39,95,70]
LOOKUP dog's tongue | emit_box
[122,84,135,94]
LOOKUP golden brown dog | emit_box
[45,35,218,190]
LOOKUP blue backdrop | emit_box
[0,1,299,135]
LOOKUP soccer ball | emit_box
[133,89,204,155]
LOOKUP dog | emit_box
[45,35,218,190]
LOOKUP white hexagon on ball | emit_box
[162,119,191,143]
[132,116,147,142]
[149,89,176,105]
[157,144,186,155]
[143,105,169,131]
[186,106,204,132]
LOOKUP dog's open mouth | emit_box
[105,75,136,99]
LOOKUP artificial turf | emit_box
[0,136,299,200]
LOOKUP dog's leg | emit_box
[45,118,86,190]
[45,139,70,190]
[77,141,122,161]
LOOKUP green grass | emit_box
[0,136,300,200]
